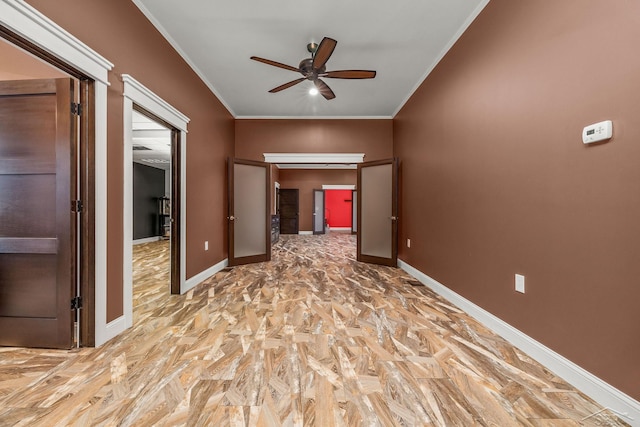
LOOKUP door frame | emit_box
[122,74,189,329]
[0,3,113,346]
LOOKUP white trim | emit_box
[99,315,127,346]
[299,231,313,235]
[122,75,189,130]
[322,184,356,190]
[123,75,190,334]
[238,116,393,120]
[398,260,640,426]
[275,164,357,170]
[0,1,113,85]
[0,0,114,347]
[133,236,162,245]
[327,227,351,232]
[264,153,365,164]
[392,0,490,118]
[185,258,229,291]
[94,82,110,346]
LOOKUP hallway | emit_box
[0,235,627,426]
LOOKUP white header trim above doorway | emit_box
[263,153,364,164]
[122,75,190,131]
[322,185,356,190]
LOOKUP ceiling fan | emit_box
[250,37,376,100]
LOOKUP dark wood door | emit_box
[0,79,77,349]
[279,189,299,234]
[227,158,271,266]
[357,159,398,267]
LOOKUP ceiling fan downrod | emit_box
[306,42,319,56]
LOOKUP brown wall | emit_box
[278,169,356,231]
[235,119,393,162]
[394,0,640,399]
[26,0,234,322]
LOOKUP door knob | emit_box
[390,216,398,221]
[228,215,236,221]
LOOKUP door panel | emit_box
[279,189,299,234]
[312,189,325,234]
[228,158,270,266]
[357,159,398,266]
[0,78,76,349]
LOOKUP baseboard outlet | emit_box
[95,315,126,347]
[398,259,639,426]
[132,236,161,245]
[184,258,228,293]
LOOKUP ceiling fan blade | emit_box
[268,78,306,93]
[312,37,337,71]
[250,56,299,73]
[323,70,376,79]
[314,79,336,100]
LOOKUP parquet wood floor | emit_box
[0,234,628,426]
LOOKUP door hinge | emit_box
[71,296,83,310]
[71,200,83,213]
[71,102,82,116]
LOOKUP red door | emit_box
[0,79,77,348]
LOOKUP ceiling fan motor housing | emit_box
[299,58,325,79]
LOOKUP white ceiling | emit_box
[132,0,489,118]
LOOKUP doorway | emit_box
[0,30,99,348]
[324,189,353,232]
[279,189,299,234]
[131,109,176,300]
[122,74,188,330]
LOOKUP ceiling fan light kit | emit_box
[250,37,376,100]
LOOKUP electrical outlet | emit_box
[204,241,209,251]
[407,239,411,248]
[515,274,525,293]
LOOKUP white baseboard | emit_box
[398,260,639,426]
[132,236,161,245]
[95,315,127,347]
[184,258,228,293]
[328,227,351,232]
[299,231,313,235]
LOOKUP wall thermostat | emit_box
[582,120,612,144]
